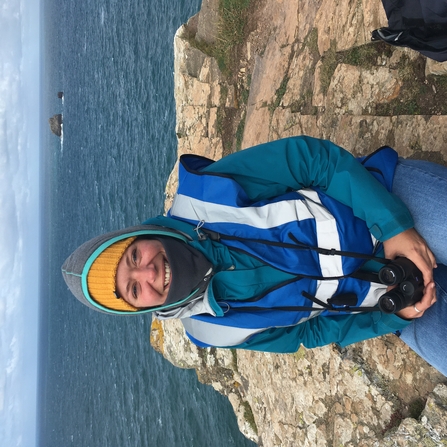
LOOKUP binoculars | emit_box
[377,257,424,314]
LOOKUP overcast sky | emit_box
[0,0,41,446]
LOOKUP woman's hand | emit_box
[383,228,437,316]
[395,282,436,319]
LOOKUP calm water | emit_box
[38,1,257,446]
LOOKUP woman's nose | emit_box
[136,264,156,282]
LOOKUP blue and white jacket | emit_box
[150,136,413,353]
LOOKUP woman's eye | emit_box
[132,248,137,264]
[132,283,138,299]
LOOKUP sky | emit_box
[0,0,41,446]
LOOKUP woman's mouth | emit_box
[164,261,171,288]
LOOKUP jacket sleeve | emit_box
[203,136,413,241]
[231,311,411,353]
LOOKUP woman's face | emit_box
[115,239,171,308]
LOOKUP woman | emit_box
[62,136,447,374]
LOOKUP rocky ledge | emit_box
[153,0,447,445]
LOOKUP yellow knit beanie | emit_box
[87,237,138,311]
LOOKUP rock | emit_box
[325,64,402,115]
[314,0,387,54]
[49,114,62,137]
[426,59,447,76]
[158,0,447,445]
[380,384,447,445]
[195,0,220,45]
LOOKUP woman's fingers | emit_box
[396,282,436,319]
[383,228,437,293]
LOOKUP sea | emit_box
[38,1,257,446]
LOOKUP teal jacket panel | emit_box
[231,311,410,353]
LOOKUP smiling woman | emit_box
[61,136,447,381]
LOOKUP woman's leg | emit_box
[400,263,447,376]
[392,158,447,265]
[392,158,447,374]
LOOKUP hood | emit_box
[61,223,211,315]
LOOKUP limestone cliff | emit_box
[153,0,447,445]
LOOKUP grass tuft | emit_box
[242,400,258,434]
[214,0,252,74]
